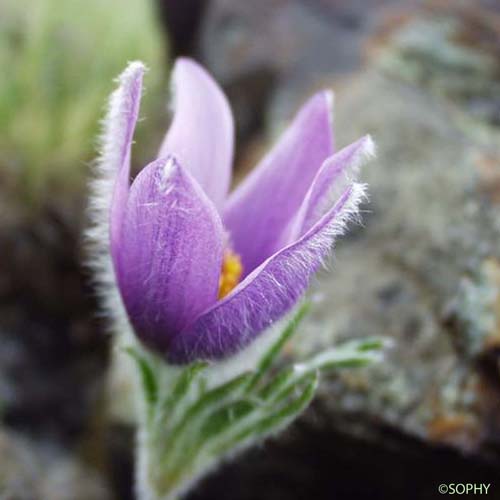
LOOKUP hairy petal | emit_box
[109,62,145,251]
[168,183,366,363]
[87,62,144,333]
[159,58,234,210]
[115,156,224,356]
[223,91,334,274]
[286,135,375,241]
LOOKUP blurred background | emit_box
[1,0,500,499]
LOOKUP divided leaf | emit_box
[129,309,386,500]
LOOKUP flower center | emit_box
[218,249,243,299]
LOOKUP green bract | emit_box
[127,304,385,500]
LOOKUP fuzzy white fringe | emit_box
[85,61,145,338]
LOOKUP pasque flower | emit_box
[95,58,374,364]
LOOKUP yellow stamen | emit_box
[218,249,243,299]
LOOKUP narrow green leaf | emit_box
[257,366,296,400]
[158,372,253,470]
[154,361,209,439]
[161,371,319,490]
[199,398,258,441]
[211,372,319,456]
[355,337,386,352]
[162,361,208,413]
[246,301,310,393]
[124,346,158,408]
[263,338,383,403]
[177,372,253,430]
[296,341,382,374]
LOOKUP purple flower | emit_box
[100,58,374,364]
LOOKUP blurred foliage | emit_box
[0,0,167,203]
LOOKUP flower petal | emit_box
[223,91,334,274]
[286,135,375,242]
[108,62,145,253]
[114,156,224,356]
[168,183,366,363]
[159,58,234,210]
[87,61,144,338]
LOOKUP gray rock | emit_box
[287,4,500,456]
[0,429,111,500]
[198,0,420,149]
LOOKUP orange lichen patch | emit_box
[427,413,479,445]
[475,154,500,204]
[366,10,413,58]
[479,258,500,349]
[218,249,243,299]
[449,6,500,60]
[339,372,371,391]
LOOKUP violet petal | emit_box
[286,135,374,242]
[223,91,334,274]
[109,62,144,255]
[159,58,234,211]
[115,156,224,355]
[168,183,366,363]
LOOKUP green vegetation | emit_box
[0,0,167,201]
